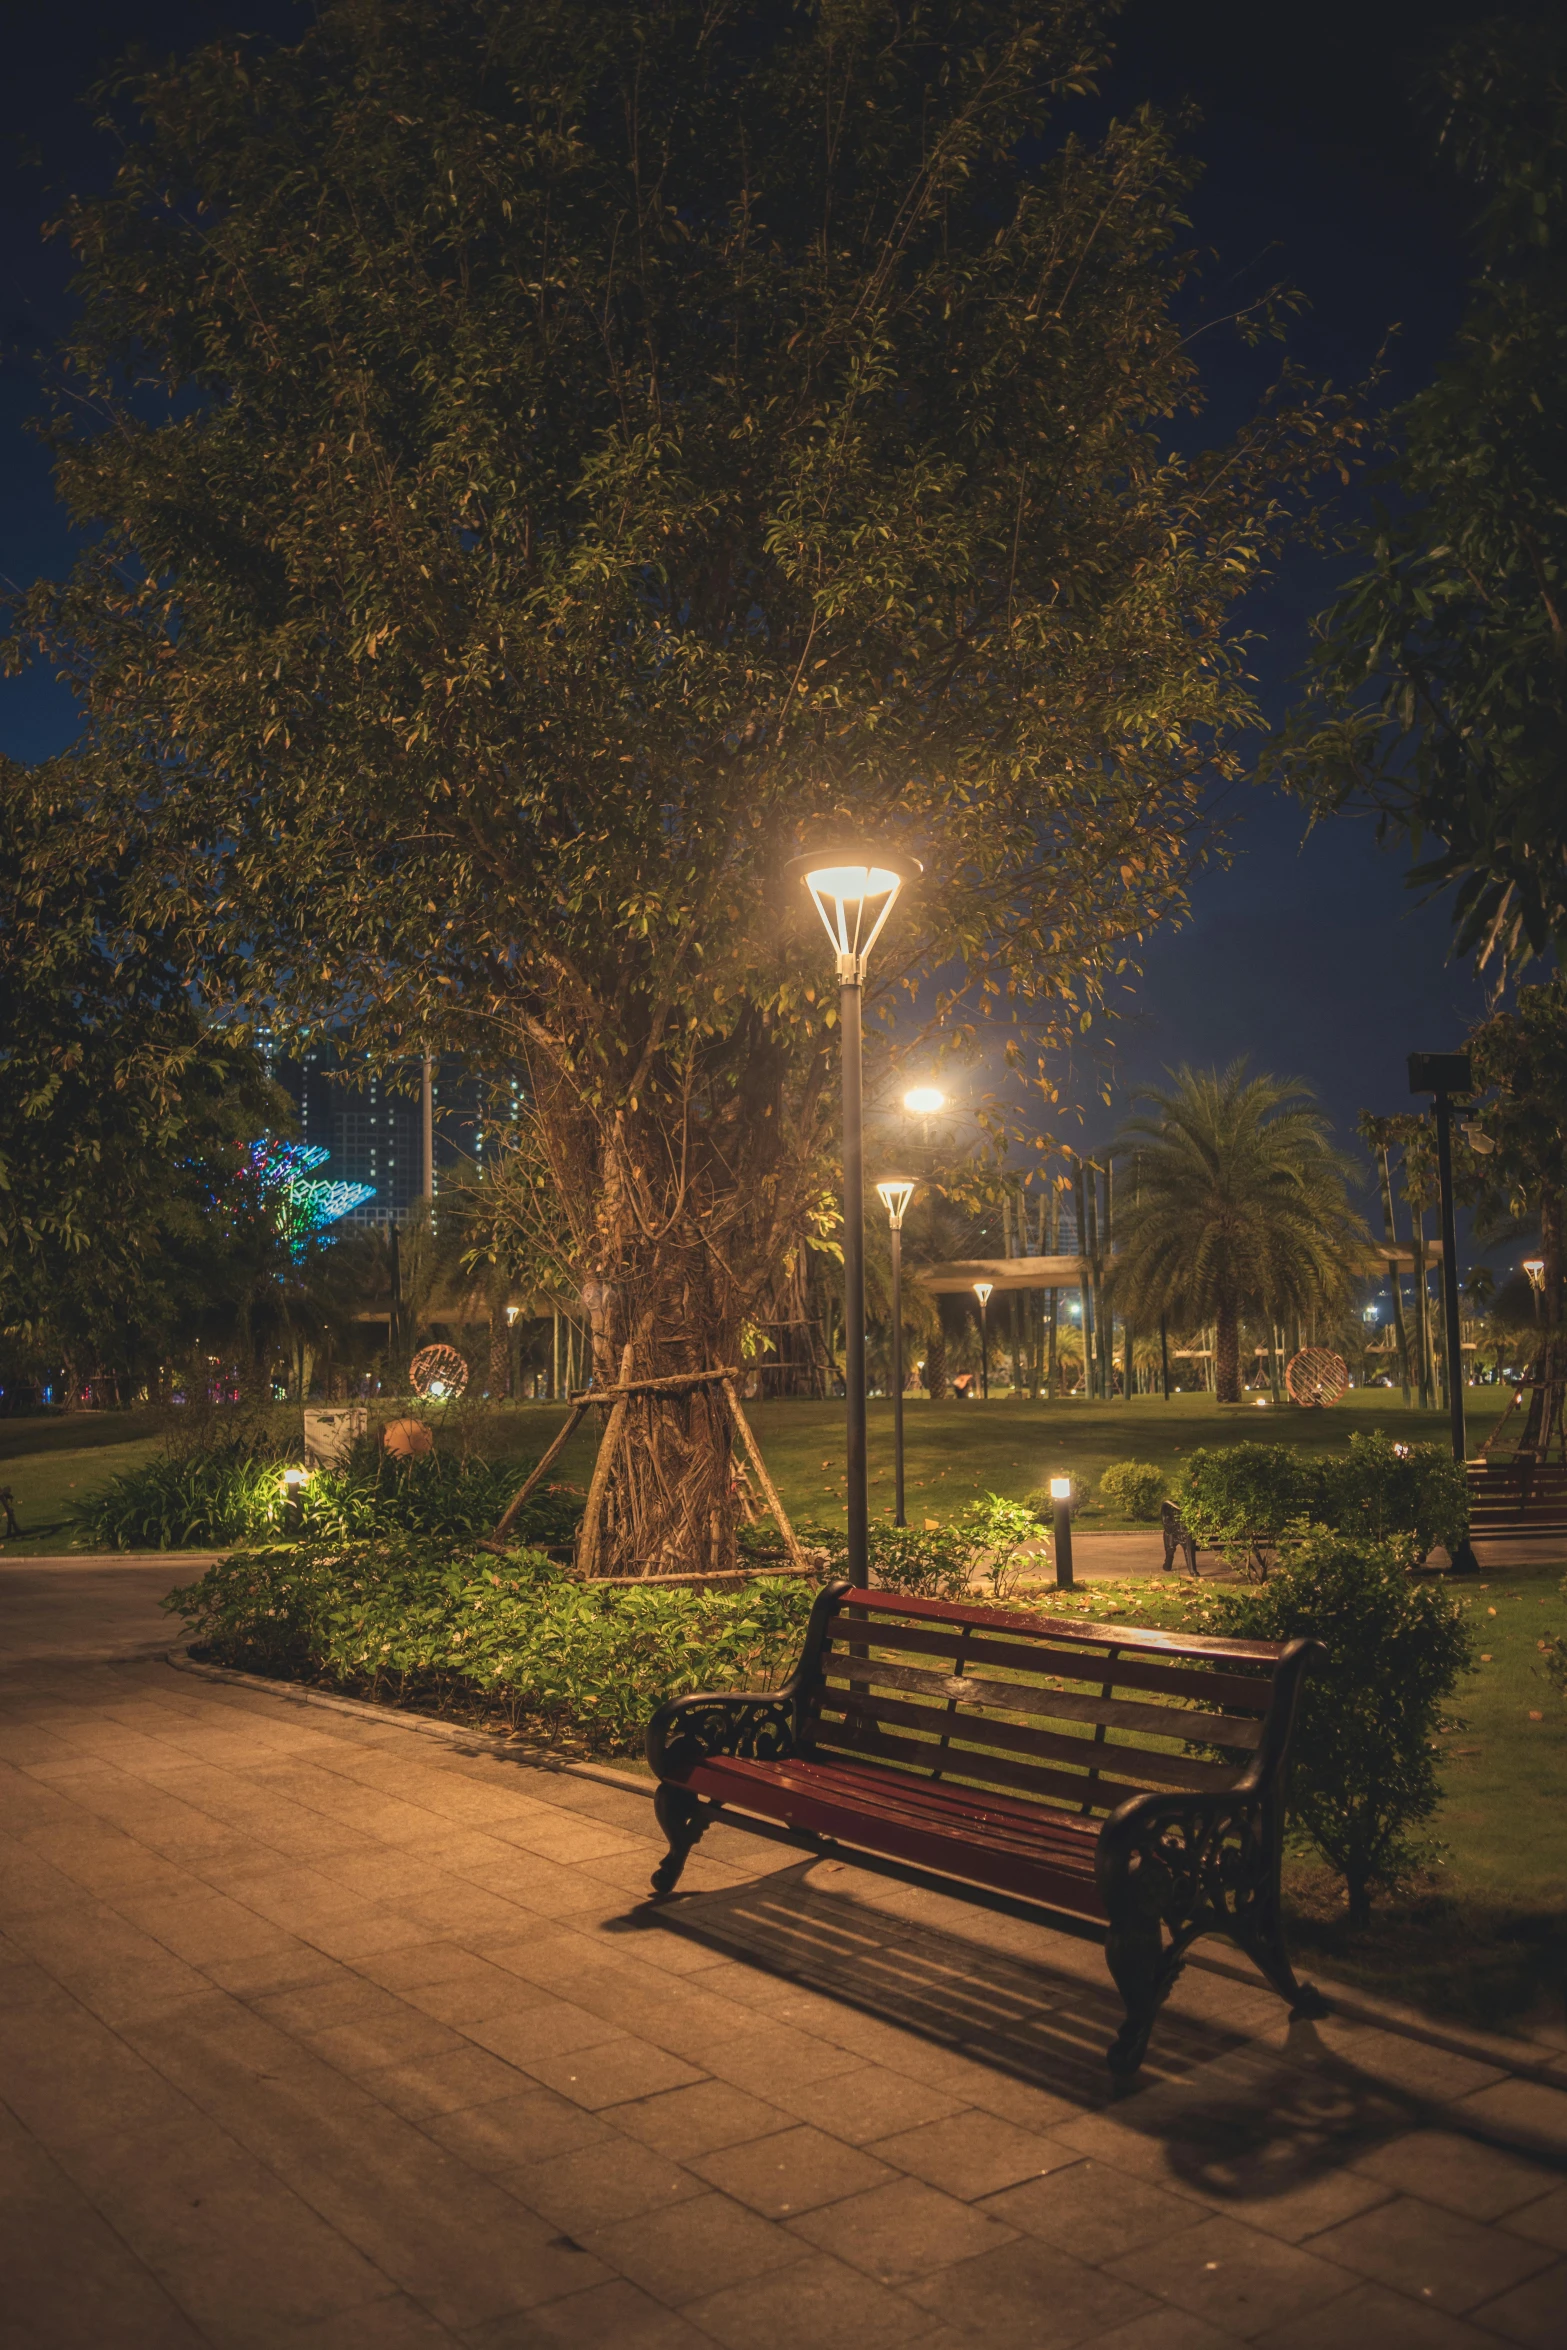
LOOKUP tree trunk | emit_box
[1376,1144,1413,1404]
[925,1314,949,1402]
[488,1315,510,1399]
[1215,1299,1241,1403]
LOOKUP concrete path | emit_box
[3,1561,1567,2348]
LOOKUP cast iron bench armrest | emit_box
[647,1685,800,1777]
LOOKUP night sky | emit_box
[0,1,1508,1188]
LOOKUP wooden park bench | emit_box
[1466,1461,1567,1537]
[647,1583,1327,2077]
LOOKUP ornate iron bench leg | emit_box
[650,1784,709,1899]
[1231,1888,1330,2023]
[1103,1913,1183,2077]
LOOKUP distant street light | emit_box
[1523,1258,1546,1295]
[876,1178,918,1527]
[973,1280,993,1401]
[1409,1050,1479,1575]
[795,847,921,1587]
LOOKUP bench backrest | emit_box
[797,1586,1307,1819]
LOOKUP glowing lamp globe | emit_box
[904,1085,945,1117]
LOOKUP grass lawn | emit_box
[1,1384,1519,1556]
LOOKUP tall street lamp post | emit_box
[795,849,921,1587]
[973,1280,993,1401]
[876,1178,918,1527]
[1409,1050,1480,1575]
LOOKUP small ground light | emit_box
[282,1465,306,1532]
[1049,1476,1074,1590]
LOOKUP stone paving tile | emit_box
[1087,2313,1248,2350]
[522,2035,706,2109]
[684,2246,943,2350]
[1501,2182,1567,2254]
[867,2106,1068,2199]
[689,2120,897,2216]
[779,2058,970,2143]
[1106,2213,1357,2338]
[980,2155,1206,2263]
[0,2179,213,2350]
[498,2135,705,2231]
[785,2171,1019,2283]
[1307,2193,1555,2315]
[585,2187,811,2303]
[903,2231,1162,2348]
[359,2040,534,2121]
[1255,2280,1505,2348]
[1468,2261,1567,2348]
[701,2017,874,2098]
[466,2275,713,2349]
[605,2076,795,2160]
[286,2289,463,2347]
[422,2082,618,2168]
[1454,2078,1567,2157]
[1349,2128,1562,2222]
[463,1997,632,2068]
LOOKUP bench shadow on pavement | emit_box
[624,1861,1432,2197]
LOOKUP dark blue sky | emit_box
[0,0,1507,1173]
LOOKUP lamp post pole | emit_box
[974,1281,993,1402]
[1409,1051,1479,1575]
[795,850,921,1588]
[1050,1476,1074,1589]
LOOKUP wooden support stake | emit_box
[575,1341,636,1579]
[483,1400,588,1550]
[721,1376,806,1574]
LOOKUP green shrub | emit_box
[76,1432,581,1552]
[163,1535,817,1754]
[1095,1461,1166,1522]
[1213,1532,1476,1925]
[1175,1444,1312,1572]
[1313,1431,1469,1564]
[809,1493,1043,1599]
[77,1442,289,1549]
[1175,1431,1469,1572]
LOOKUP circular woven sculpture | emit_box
[1285,1348,1350,1409]
[408,1343,469,1402]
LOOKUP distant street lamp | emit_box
[795,847,922,1587]
[904,1084,946,1150]
[973,1280,993,1401]
[1409,1050,1480,1575]
[1523,1258,1546,1295]
[876,1178,918,1527]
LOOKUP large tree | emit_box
[0,756,281,1398]
[1270,21,1567,971]
[1110,1064,1366,1404]
[8,0,1361,1567]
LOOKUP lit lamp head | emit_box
[1524,1258,1546,1295]
[1049,1476,1071,1503]
[973,1281,993,1310]
[791,846,922,984]
[876,1177,918,1230]
[903,1085,945,1118]
[505,1305,521,1328]
[282,1466,306,1495]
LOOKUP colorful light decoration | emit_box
[243,1139,376,1256]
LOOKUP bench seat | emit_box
[648,1581,1328,2075]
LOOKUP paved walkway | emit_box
[3,1562,1567,2349]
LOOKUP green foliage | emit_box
[78,1441,289,1549]
[163,1536,817,1755]
[1214,1533,1476,1925]
[1270,21,1567,971]
[1095,1460,1166,1522]
[1175,1444,1312,1567]
[808,1493,1042,1600]
[77,1431,584,1551]
[1176,1431,1468,1570]
[1110,1063,1366,1403]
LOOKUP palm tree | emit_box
[1111,1064,1367,1404]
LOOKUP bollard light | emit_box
[1049,1475,1074,1589]
[282,1464,307,1534]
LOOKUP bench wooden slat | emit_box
[735,1751,1105,1849]
[807,1712,1138,1814]
[809,1685,1239,1797]
[837,1587,1292,1665]
[819,1647,1265,1751]
[824,1614,1277,1711]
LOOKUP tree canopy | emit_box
[5,0,1363,1563]
[1271,21,1567,971]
